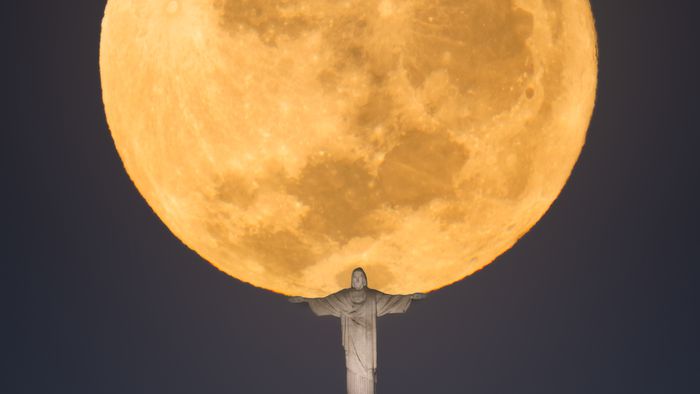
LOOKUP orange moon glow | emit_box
[100,0,597,296]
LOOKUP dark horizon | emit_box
[10,1,700,393]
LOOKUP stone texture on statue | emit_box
[290,268,426,394]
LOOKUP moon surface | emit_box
[100,0,597,296]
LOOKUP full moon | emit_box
[100,0,597,296]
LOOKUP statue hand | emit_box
[411,293,427,300]
[288,296,307,303]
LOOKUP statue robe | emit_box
[308,288,412,394]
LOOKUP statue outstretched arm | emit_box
[375,291,416,316]
[289,291,348,317]
[288,296,310,303]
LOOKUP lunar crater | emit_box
[288,157,383,244]
[219,0,317,45]
[377,130,469,207]
[406,0,536,120]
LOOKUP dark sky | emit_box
[10,1,700,393]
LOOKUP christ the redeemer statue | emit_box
[289,267,426,394]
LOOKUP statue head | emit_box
[351,267,368,290]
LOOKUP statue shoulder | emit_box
[330,288,352,298]
[366,288,382,297]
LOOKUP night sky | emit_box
[10,1,700,393]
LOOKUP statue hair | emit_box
[351,267,368,287]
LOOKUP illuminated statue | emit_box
[289,268,426,394]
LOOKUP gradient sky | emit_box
[10,1,699,393]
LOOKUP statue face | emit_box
[351,269,367,290]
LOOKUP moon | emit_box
[100,0,597,296]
